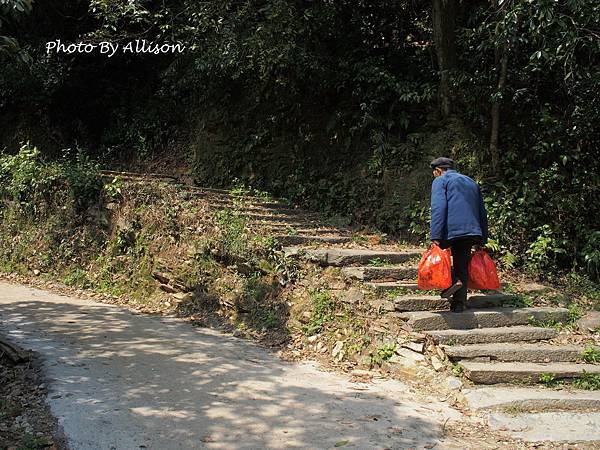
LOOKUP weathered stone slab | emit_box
[487,411,600,442]
[444,343,594,363]
[275,235,352,246]
[461,361,600,384]
[577,311,600,333]
[393,296,449,312]
[401,307,569,331]
[341,266,418,281]
[366,281,419,291]
[392,293,510,312]
[427,326,559,345]
[284,247,422,266]
[464,386,600,412]
[465,294,512,308]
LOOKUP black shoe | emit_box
[450,301,465,313]
[441,280,463,299]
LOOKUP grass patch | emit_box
[527,316,563,330]
[505,293,534,308]
[452,363,464,377]
[370,343,396,366]
[303,289,335,336]
[581,346,600,364]
[539,372,558,387]
[383,287,437,298]
[352,235,368,244]
[572,372,600,390]
[63,268,92,289]
[368,257,391,267]
[502,405,525,417]
[528,303,584,330]
[18,432,52,450]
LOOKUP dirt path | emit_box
[0,281,518,449]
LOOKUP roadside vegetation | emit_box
[0,146,401,369]
[0,1,598,289]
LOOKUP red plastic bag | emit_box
[418,245,453,290]
[468,249,500,290]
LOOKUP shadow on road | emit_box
[0,282,459,449]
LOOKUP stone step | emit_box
[399,307,569,331]
[464,386,600,412]
[366,281,420,291]
[444,343,595,363]
[179,185,289,206]
[245,213,325,224]
[274,235,353,246]
[393,293,510,312]
[198,199,318,216]
[284,247,422,267]
[393,296,448,312]
[427,326,559,345]
[262,223,344,232]
[486,411,600,442]
[461,361,600,384]
[196,197,301,213]
[108,171,296,209]
[101,170,178,183]
[341,266,419,281]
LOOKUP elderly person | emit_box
[429,157,488,312]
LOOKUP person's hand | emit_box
[431,240,441,247]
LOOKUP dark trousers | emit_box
[442,237,481,305]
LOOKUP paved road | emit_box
[0,282,465,450]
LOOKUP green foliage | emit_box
[63,268,92,289]
[370,343,396,366]
[457,0,600,280]
[0,0,598,283]
[506,293,534,308]
[16,431,51,450]
[527,316,563,330]
[231,178,276,203]
[0,143,102,216]
[0,0,33,62]
[528,303,583,330]
[404,201,430,240]
[539,372,557,386]
[368,258,391,267]
[452,363,464,377]
[215,209,246,248]
[103,176,123,200]
[573,372,600,391]
[581,347,600,364]
[303,289,335,336]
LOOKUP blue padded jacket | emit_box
[430,170,488,243]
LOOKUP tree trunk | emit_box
[489,45,508,175]
[432,0,457,117]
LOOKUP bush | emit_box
[0,143,102,217]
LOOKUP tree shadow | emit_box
[175,275,291,348]
[0,283,462,449]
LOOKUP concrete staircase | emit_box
[285,242,600,442]
[102,170,354,245]
[285,246,598,387]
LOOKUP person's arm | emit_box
[430,177,447,242]
[478,186,488,245]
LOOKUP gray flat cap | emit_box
[430,157,454,169]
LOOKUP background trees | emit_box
[0,0,598,280]
[0,0,33,61]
